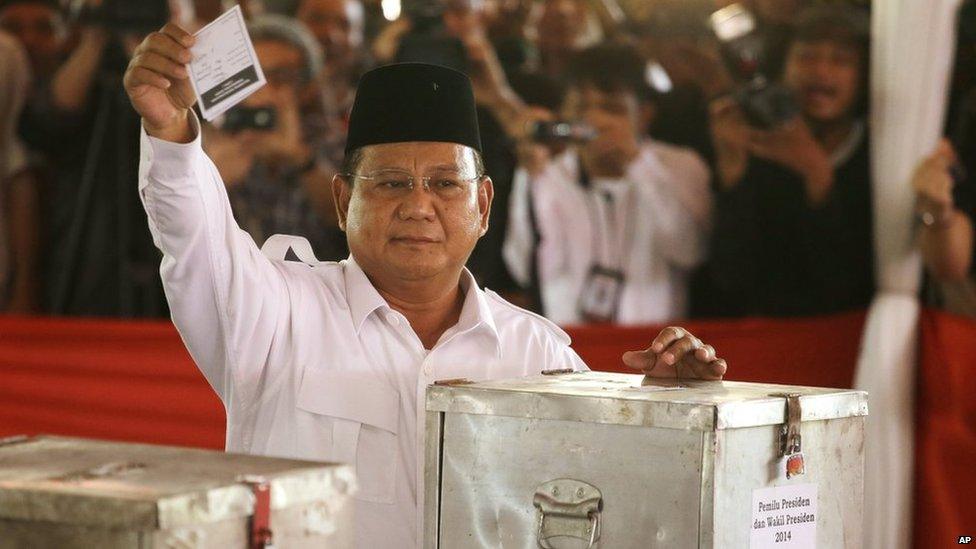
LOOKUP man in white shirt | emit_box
[124,23,728,548]
[504,42,712,325]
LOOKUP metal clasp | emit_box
[777,393,803,457]
[533,479,603,548]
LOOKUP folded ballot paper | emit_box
[186,5,266,121]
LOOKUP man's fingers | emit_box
[694,344,716,363]
[693,358,727,380]
[142,31,193,64]
[124,65,172,92]
[161,22,195,47]
[622,349,655,371]
[168,79,198,110]
[658,335,702,368]
[650,326,685,354]
[132,50,189,81]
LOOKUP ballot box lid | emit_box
[0,435,355,529]
[426,371,867,431]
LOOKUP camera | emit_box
[221,106,278,133]
[529,121,597,143]
[709,3,799,129]
[69,0,170,34]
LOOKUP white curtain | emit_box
[858,1,961,547]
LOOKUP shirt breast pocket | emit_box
[296,369,400,504]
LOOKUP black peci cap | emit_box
[345,62,482,156]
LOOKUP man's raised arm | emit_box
[126,24,288,406]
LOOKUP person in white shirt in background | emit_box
[504,42,712,325]
[124,22,727,548]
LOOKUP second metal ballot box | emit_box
[424,371,867,548]
[0,435,356,548]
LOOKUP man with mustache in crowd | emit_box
[697,4,875,317]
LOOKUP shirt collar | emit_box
[454,268,500,349]
[343,256,389,333]
[342,256,501,352]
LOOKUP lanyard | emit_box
[579,161,637,273]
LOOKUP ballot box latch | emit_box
[776,393,806,478]
[533,478,603,548]
[239,475,275,549]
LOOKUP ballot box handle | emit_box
[533,478,603,548]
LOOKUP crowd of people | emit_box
[0,0,974,325]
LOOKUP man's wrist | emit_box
[144,110,195,144]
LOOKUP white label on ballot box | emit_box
[750,483,818,548]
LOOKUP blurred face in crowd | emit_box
[536,0,588,52]
[234,38,311,165]
[297,0,363,77]
[564,83,650,176]
[0,1,64,74]
[243,39,306,109]
[784,39,863,124]
[335,143,492,282]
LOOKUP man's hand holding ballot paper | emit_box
[125,10,727,547]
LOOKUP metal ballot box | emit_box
[0,436,356,548]
[424,372,867,548]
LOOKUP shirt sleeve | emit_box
[138,114,289,408]
[564,345,590,372]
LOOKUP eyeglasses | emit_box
[344,169,483,200]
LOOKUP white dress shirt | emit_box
[137,117,588,548]
[504,141,712,325]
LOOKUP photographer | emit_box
[697,5,874,317]
[205,15,347,262]
[18,0,192,316]
[503,42,712,325]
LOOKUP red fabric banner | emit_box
[0,316,225,449]
[0,309,973,546]
[914,309,976,548]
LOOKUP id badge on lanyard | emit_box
[574,166,634,324]
[577,265,625,323]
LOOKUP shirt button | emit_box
[423,364,433,376]
[385,312,400,327]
